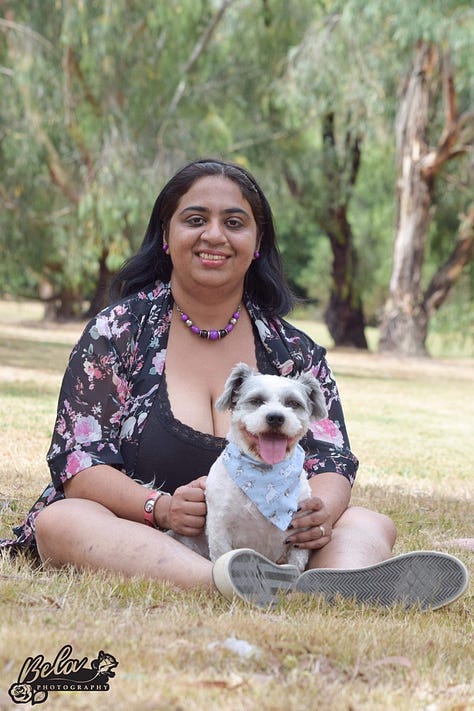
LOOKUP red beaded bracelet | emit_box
[143,491,170,530]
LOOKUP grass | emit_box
[0,300,473,711]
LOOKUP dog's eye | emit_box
[285,399,304,410]
[248,397,265,407]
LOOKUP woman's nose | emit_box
[201,219,225,242]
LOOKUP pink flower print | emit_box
[65,450,93,477]
[309,418,344,447]
[93,315,112,339]
[110,410,123,425]
[73,415,102,444]
[280,359,295,376]
[112,372,131,405]
[83,359,103,382]
[112,304,127,317]
[56,415,67,436]
[111,320,131,339]
[151,349,166,375]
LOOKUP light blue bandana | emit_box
[222,442,306,531]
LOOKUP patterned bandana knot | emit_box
[222,442,306,530]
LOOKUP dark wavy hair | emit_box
[110,158,294,316]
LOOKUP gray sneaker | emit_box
[295,551,469,610]
[212,548,299,608]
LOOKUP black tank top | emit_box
[134,337,276,492]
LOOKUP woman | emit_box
[1,159,467,609]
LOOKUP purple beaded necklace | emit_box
[175,302,241,341]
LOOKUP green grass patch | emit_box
[0,335,73,374]
[1,301,473,710]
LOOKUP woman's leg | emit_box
[36,499,298,608]
[36,501,468,610]
[307,505,397,570]
[296,506,468,610]
[35,498,214,589]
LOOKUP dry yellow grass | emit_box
[0,301,473,710]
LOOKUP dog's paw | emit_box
[288,547,310,574]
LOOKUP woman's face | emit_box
[166,175,259,295]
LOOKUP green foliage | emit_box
[1,0,238,306]
[0,0,472,335]
[349,143,397,322]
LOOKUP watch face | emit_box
[144,499,155,514]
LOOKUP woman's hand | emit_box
[160,476,207,536]
[286,496,332,550]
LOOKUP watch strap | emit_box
[143,491,170,529]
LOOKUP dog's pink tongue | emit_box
[258,434,288,464]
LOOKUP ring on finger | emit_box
[319,524,325,537]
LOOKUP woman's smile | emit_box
[197,250,228,265]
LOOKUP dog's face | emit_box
[216,363,327,465]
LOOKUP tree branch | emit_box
[17,78,80,204]
[157,0,236,144]
[63,46,102,117]
[423,203,474,315]
[420,49,474,179]
[420,108,474,178]
[442,53,457,129]
[0,18,53,50]
[61,46,99,184]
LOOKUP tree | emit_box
[0,0,237,317]
[379,41,474,355]
[274,1,473,353]
[283,114,368,348]
[242,8,371,348]
[2,0,472,345]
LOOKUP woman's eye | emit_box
[226,218,243,229]
[187,216,205,226]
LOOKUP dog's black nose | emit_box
[266,412,285,427]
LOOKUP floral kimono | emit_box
[1,281,358,555]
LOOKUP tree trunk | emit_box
[379,43,474,356]
[320,114,368,349]
[285,113,368,349]
[378,42,438,356]
[54,288,83,320]
[85,249,114,318]
[323,207,368,349]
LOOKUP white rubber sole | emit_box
[295,551,469,610]
[212,548,299,608]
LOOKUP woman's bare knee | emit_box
[35,499,114,565]
[337,505,397,547]
[35,500,72,564]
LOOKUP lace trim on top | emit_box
[154,373,226,452]
[154,328,275,449]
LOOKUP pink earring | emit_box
[162,243,169,253]
[253,250,260,259]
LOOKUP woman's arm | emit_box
[64,465,156,522]
[64,465,207,536]
[307,471,351,525]
[286,472,351,550]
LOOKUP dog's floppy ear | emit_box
[297,371,328,421]
[215,362,254,411]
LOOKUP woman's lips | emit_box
[197,251,228,266]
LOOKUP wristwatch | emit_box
[143,491,170,529]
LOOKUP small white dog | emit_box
[202,362,327,573]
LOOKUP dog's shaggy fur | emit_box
[172,363,327,572]
[204,363,327,572]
